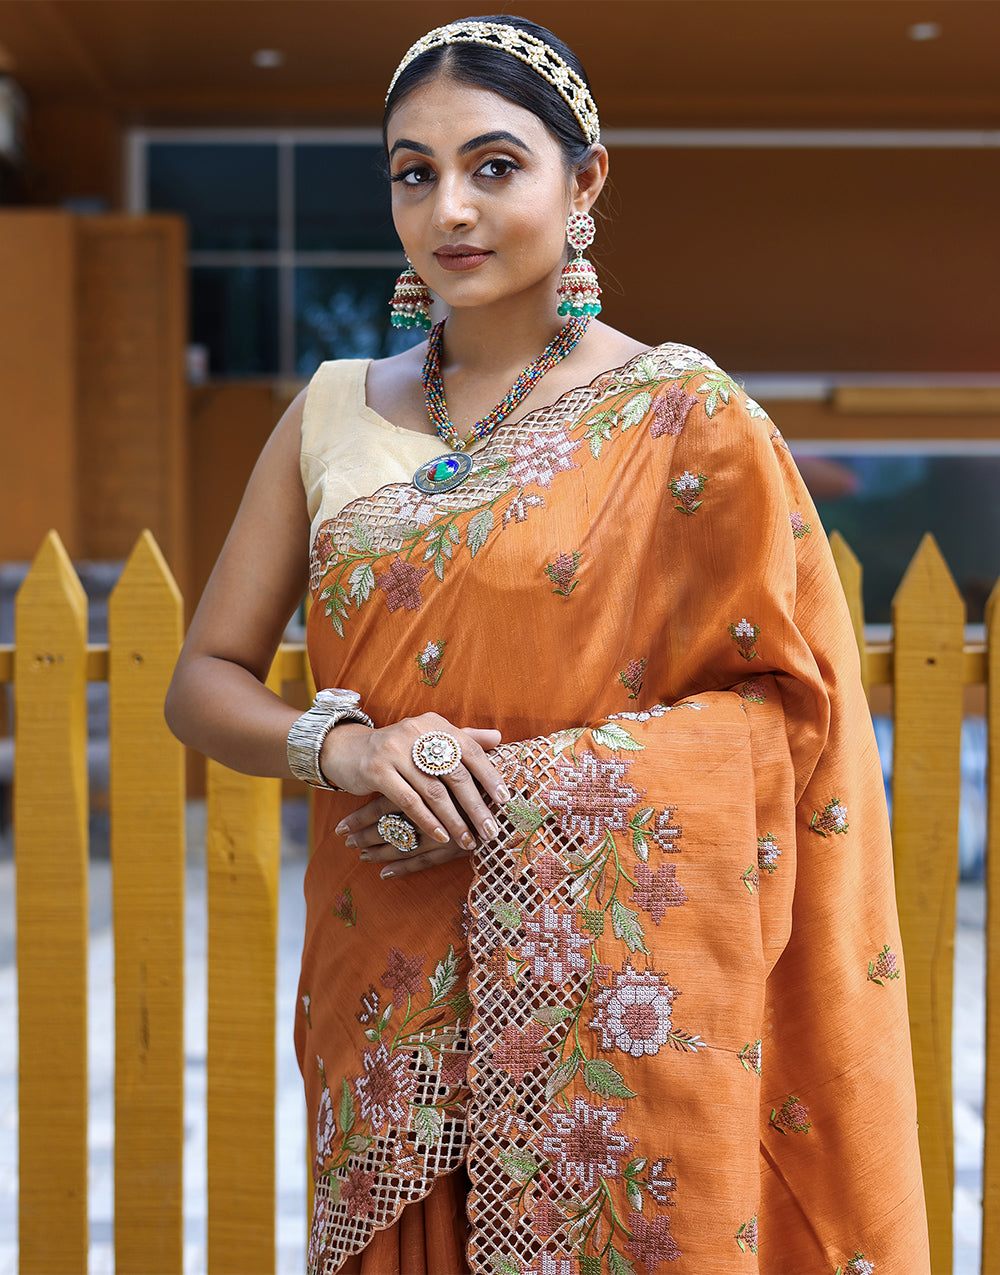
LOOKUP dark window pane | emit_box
[295,267,424,374]
[191,267,279,376]
[294,145,398,251]
[148,143,278,250]
[811,454,1000,624]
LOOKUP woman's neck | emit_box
[434,284,577,379]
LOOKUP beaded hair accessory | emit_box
[386,21,600,145]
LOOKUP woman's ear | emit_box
[572,144,609,213]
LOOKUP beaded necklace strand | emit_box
[421,315,591,452]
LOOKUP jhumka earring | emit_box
[556,210,602,318]
[389,260,433,330]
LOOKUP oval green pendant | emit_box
[413,451,473,494]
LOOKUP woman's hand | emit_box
[324,716,507,869]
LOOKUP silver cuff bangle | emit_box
[287,688,374,790]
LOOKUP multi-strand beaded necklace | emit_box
[421,315,591,452]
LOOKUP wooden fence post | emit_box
[14,532,89,1273]
[891,533,965,1274]
[206,663,283,1274]
[108,531,186,1272]
[983,575,1000,1275]
[829,530,868,693]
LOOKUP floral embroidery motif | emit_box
[533,852,572,892]
[591,961,681,1058]
[627,1210,682,1268]
[381,946,426,997]
[868,943,900,986]
[669,470,707,514]
[741,865,759,894]
[735,1213,759,1254]
[490,1019,548,1084]
[519,902,592,984]
[301,992,312,1028]
[757,834,780,874]
[315,1063,336,1173]
[541,1097,634,1192]
[415,638,446,686]
[546,752,644,847]
[649,381,698,437]
[790,511,812,539]
[355,983,380,1025]
[739,1040,762,1075]
[836,1254,875,1275]
[631,861,686,923]
[618,656,647,699]
[354,1040,418,1132]
[518,1254,575,1275]
[375,556,430,613]
[729,618,761,661]
[332,886,356,925]
[340,1166,378,1219]
[770,1094,812,1135]
[508,427,583,488]
[502,491,546,526]
[647,1157,677,1204]
[545,550,581,596]
[739,679,767,704]
[811,797,849,837]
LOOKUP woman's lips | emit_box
[433,248,492,272]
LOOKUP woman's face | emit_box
[386,75,582,314]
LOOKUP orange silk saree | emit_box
[297,344,930,1275]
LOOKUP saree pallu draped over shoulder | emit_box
[297,345,930,1275]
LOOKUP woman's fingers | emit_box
[328,714,509,850]
[377,840,470,878]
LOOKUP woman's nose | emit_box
[431,176,476,233]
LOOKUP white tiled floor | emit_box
[0,837,988,1273]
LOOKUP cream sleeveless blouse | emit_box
[300,358,484,543]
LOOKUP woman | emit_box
[166,16,930,1275]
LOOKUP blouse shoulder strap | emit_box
[301,359,370,462]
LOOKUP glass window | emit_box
[295,267,423,375]
[811,453,1000,623]
[147,143,279,251]
[190,266,280,376]
[294,145,398,252]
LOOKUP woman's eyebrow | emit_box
[389,138,433,159]
[459,131,534,156]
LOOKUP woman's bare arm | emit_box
[164,391,312,777]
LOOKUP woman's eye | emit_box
[392,166,433,187]
[477,158,518,179]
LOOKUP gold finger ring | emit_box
[376,813,420,853]
[412,730,462,777]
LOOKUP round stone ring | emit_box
[412,730,463,777]
[377,813,420,853]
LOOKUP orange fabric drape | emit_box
[297,346,929,1274]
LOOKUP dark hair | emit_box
[383,14,597,172]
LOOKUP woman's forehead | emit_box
[386,76,551,150]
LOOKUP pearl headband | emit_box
[386,21,601,146]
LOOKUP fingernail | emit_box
[380,867,396,879]
[496,785,511,804]
[461,832,476,851]
[483,818,498,839]
[434,826,449,843]
[335,821,349,836]
[358,851,371,862]
[344,835,357,849]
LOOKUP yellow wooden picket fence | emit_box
[0,528,997,1275]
